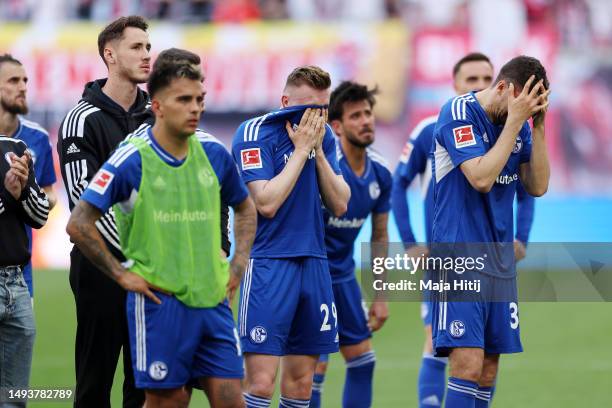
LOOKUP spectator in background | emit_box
[212,0,260,22]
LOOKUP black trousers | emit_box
[69,247,144,408]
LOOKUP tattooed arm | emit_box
[66,200,160,304]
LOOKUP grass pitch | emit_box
[28,269,612,407]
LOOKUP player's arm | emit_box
[39,137,58,209]
[246,108,321,218]
[514,182,535,261]
[314,111,350,217]
[519,90,550,197]
[67,201,160,304]
[392,132,428,247]
[461,76,549,193]
[57,117,101,209]
[215,142,257,301]
[369,211,390,331]
[66,156,160,304]
[227,196,257,301]
[4,150,50,229]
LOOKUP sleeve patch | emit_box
[453,125,476,149]
[89,169,114,194]
[240,148,262,170]
[399,141,413,163]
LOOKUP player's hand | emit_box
[532,88,550,129]
[507,76,550,124]
[514,239,527,262]
[4,152,30,199]
[368,300,389,332]
[285,108,321,155]
[226,262,244,304]
[117,271,162,304]
[314,108,328,153]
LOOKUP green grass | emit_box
[29,269,612,407]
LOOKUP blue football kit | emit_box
[12,119,56,296]
[232,105,340,356]
[324,142,392,346]
[392,114,535,327]
[430,92,532,356]
[81,126,247,388]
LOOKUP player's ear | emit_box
[151,98,162,117]
[281,94,289,108]
[104,47,115,66]
[330,119,342,137]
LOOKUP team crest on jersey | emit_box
[453,125,476,149]
[148,361,168,381]
[512,135,523,154]
[90,169,114,194]
[449,320,466,338]
[399,141,413,163]
[250,326,267,344]
[198,168,215,187]
[241,148,262,170]
[369,181,381,200]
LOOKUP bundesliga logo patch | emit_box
[453,125,477,149]
[90,169,114,194]
[399,141,413,163]
[241,148,262,170]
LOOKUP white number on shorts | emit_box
[320,304,331,331]
[509,302,519,329]
[331,302,338,328]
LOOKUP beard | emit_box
[1,97,28,115]
[345,128,374,148]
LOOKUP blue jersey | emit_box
[392,115,437,244]
[13,118,56,296]
[14,118,56,188]
[324,142,392,283]
[231,105,341,259]
[81,127,248,215]
[431,92,532,244]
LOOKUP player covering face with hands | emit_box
[430,55,550,408]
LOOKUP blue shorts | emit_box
[431,299,523,357]
[238,257,339,356]
[333,278,371,346]
[126,292,243,389]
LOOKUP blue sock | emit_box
[343,350,376,408]
[279,396,310,408]
[244,393,271,408]
[445,377,477,408]
[475,385,493,407]
[418,353,448,406]
[311,373,325,408]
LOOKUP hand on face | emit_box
[285,108,325,155]
[507,75,550,125]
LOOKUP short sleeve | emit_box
[373,166,392,213]
[437,120,486,167]
[36,140,57,187]
[80,146,141,214]
[323,126,341,175]
[232,121,276,183]
[206,143,249,207]
[518,123,532,164]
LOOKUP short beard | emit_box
[345,130,374,148]
[1,99,28,115]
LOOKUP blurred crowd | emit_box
[0,0,610,47]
